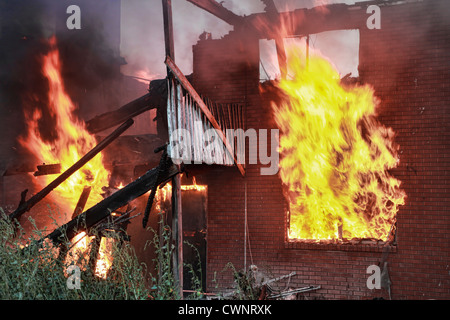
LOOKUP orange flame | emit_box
[94,237,115,278]
[150,176,207,213]
[272,48,406,242]
[181,176,207,192]
[19,36,113,276]
[19,36,110,213]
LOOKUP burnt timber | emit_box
[44,159,181,245]
[85,79,167,134]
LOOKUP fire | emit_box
[95,237,115,278]
[181,177,207,192]
[272,48,406,242]
[19,36,110,214]
[67,232,91,268]
[19,36,113,277]
[151,176,207,212]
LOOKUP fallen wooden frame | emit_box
[41,158,181,245]
[8,119,134,223]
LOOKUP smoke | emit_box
[119,0,372,81]
[0,0,125,169]
[0,0,54,168]
[274,0,374,11]
[120,0,234,79]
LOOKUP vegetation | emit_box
[0,208,256,300]
[0,208,151,300]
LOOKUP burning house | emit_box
[0,0,449,300]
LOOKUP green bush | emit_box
[0,208,151,300]
[0,208,209,300]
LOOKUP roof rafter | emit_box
[186,0,243,25]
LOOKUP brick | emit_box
[191,0,450,300]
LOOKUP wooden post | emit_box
[171,173,183,298]
[162,0,183,298]
[162,0,175,65]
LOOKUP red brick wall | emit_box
[357,0,450,299]
[192,0,450,299]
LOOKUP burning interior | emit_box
[0,0,449,300]
[275,48,405,243]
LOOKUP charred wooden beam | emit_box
[186,0,243,26]
[9,119,134,222]
[242,0,386,39]
[172,172,183,297]
[260,0,287,79]
[34,163,61,177]
[163,0,184,298]
[72,186,92,220]
[142,145,169,228]
[4,164,39,176]
[85,79,167,135]
[43,161,181,245]
[86,93,153,134]
[162,0,175,62]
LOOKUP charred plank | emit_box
[72,186,92,219]
[34,163,61,176]
[85,93,155,134]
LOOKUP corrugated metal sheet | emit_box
[167,77,245,168]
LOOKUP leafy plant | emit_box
[0,208,150,300]
[145,217,180,300]
[183,240,203,299]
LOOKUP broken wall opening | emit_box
[259,29,360,82]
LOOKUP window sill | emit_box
[284,240,397,253]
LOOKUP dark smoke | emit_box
[0,0,53,168]
[0,0,124,170]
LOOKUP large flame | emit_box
[19,36,113,277]
[272,48,406,242]
[19,36,110,215]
